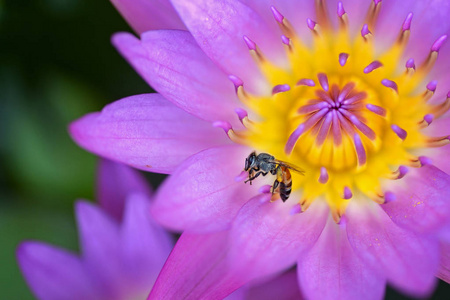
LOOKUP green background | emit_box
[0,0,448,299]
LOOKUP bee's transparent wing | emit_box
[274,160,305,174]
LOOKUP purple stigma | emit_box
[270,6,284,23]
[397,166,409,179]
[419,156,432,166]
[285,124,305,154]
[234,108,248,121]
[361,24,371,37]
[317,73,329,91]
[381,79,398,93]
[235,171,248,182]
[228,75,243,90]
[339,53,349,66]
[258,184,272,194]
[366,104,387,117]
[391,124,407,140]
[213,120,232,132]
[337,2,345,17]
[297,78,316,87]
[307,18,316,30]
[353,134,367,165]
[431,35,447,52]
[243,35,256,51]
[259,193,272,203]
[426,80,437,92]
[364,61,383,73]
[290,204,302,215]
[405,58,415,70]
[384,191,396,203]
[423,114,434,125]
[281,35,290,45]
[318,167,329,184]
[272,84,291,94]
[343,186,353,199]
[402,12,413,31]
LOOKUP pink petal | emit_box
[298,217,386,300]
[346,201,439,297]
[151,145,256,232]
[69,93,229,174]
[245,269,303,300]
[97,159,152,221]
[110,0,186,34]
[17,242,98,300]
[120,193,174,293]
[149,231,246,300]
[228,198,328,280]
[438,242,450,284]
[112,31,240,124]
[383,165,450,234]
[170,0,284,93]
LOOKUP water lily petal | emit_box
[383,165,450,234]
[346,201,439,297]
[120,193,174,293]
[438,242,450,284]
[110,0,186,34]
[170,0,284,93]
[17,242,98,300]
[298,217,386,300]
[149,231,246,300]
[97,159,152,220]
[245,269,302,300]
[228,198,328,280]
[112,31,240,123]
[70,93,228,174]
[151,145,256,233]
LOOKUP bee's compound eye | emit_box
[245,157,249,170]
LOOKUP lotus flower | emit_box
[16,160,173,300]
[70,0,450,299]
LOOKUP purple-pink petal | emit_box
[383,165,450,234]
[69,94,229,174]
[17,242,98,300]
[110,0,186,34]
[245,270,302,300]
[149,231,246,300]
[438,242,450,284]
[97,159,152,221]
[298,217,386,300]
[112,31,241,124]
[228,198,328,281]
[169,0,284,93]
[346,201,439,297]
[151,145,256,232]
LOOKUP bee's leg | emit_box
[272,179,280,194]
[244,171,267,184]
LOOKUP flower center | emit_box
[215,1,449,221]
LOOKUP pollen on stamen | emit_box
[317,73,329,91]
[366,104,387,117]
[426,136,450,147]
[402,12,413,31]
[258,184,272,194]
[427,80,438,93]
[234,108,254,128]
[213,121,243,142]
[419,114,434,128]
[384,191,396,203]
[339,53,349,66]
[430,92,450,118]
[391,124,407,140]
[418,156,432,166]
[290,203,302,215]
[235,170,248,182]
[343,186,353,199]
[318,167,329,184]
[297,78,316,87]
[361,24,372,39]
[307,18,317,31]
[405,58,415,70]
[381,79,398,93]
[270,6,295,36]
[353,134,367,166]
[337,2,346,19]
[364,61,383,74]
[431,35,448,52]
[243,35,265,62]
[272,84,291,94]
[388,165,409,180]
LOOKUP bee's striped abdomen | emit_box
[279,167,292,202]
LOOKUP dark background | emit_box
[0,0,448,299]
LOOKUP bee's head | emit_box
[244,152,257,171]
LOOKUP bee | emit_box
[244,152,304,202]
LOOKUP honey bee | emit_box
[244,152,304,202]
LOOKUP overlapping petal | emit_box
[97,158,152,220]
[438,242,450,284]
[170,0,285,93]
[151,145,256,232]
[346,201,439,297]
[112,31,240,123]
[383,165,450,234]
[69,94,229,173]
[298,217,385,300]
[110,0,186,34]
